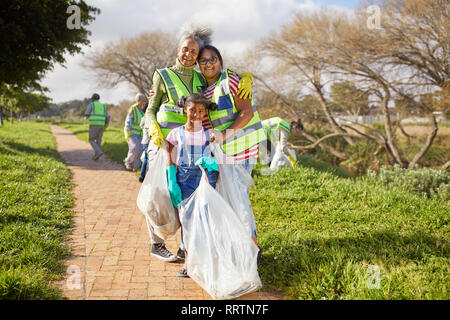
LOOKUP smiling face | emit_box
[177,38,200,67]
[185,102,207,128]
[198,48,222,80]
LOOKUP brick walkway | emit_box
[51,125,283,300]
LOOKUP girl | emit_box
[164,93,219,277]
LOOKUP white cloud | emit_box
[40,0,345,105]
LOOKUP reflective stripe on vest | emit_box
[262,117,291,143]
[207,69,266,156]
[156,68,206,138]
[89,101,106,126]
[131,104,144,136]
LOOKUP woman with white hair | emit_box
[123,93,147,171]
[143,23,254,263]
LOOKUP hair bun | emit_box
[208,102,218,111]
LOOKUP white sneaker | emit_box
[151,243,177,262]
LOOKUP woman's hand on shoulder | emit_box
[148,84,155,98]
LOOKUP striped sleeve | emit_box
[202,114,213,130]
[228,73,240,96]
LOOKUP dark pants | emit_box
[89,125,104,156]
[139,144,149,180]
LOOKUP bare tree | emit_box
[259,12,356,146]
[376,0,449,167]
[253,0,448,169]
[84,31,177,94]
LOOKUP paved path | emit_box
[51,125,283,300]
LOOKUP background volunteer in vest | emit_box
[84,93,111,161]
[197,45,265,266]
[123,93,147,171]
[261,117,297,168]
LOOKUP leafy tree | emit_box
[0,84,51,121]
[0,0,100,90]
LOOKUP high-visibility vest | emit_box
[89,101,106,126]
[130,104,144,136]
[207,69,266,156]
[262,117,291,143]
[155,68,207,138]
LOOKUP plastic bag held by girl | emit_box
[136,148,180,239]
[179,172,262,300]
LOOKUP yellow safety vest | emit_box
[262,117,291,143]
[89,101,106,126]
[130,104,144,136]
[156,68,206,138]
[207,69,266,156]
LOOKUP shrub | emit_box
[366,165,449,200]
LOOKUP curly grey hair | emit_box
[177,22,213,50]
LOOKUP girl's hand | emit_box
[210,130,224,143]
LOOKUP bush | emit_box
[366,165,449,200]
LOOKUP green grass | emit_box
[0,121,73,299]
[251,166,449,299]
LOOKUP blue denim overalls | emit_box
[177,126,218,252]
[176,126,219,201]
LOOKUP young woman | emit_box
[164,93,219,277]
[197,45,266,266]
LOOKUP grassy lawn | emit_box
[251,166,449,299]
[0,121,73,299]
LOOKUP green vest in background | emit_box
[262,117,291,143]
[89,101,106,126]
[130,104,144,136]
[207,69,266,156]
[156,68,206,138]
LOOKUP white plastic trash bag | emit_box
[288,147,297,161]
[270,142,291,169]
[136,148,180,240]
[211,143,255,237]
[179,172,262,300]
